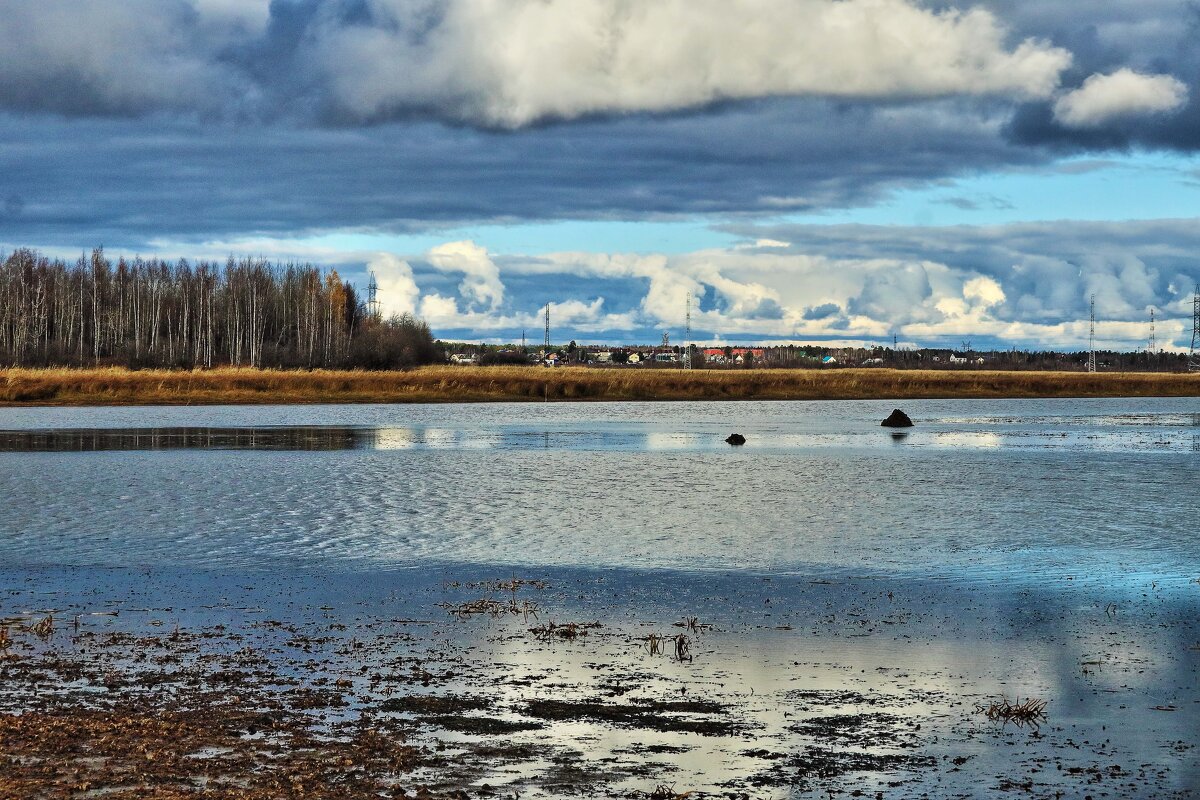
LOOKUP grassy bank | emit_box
[1,366,1198,406]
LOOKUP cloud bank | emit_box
[347,220,1200,351]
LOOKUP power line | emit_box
[1188,284,1199,369]
[1087,294,1097,373]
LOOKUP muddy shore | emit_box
[2,565,1197,798]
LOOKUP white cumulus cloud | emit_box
[427,240,505,311]
[1053,69,1188,127]
[315,0,1072,127]
[368,253,421,318]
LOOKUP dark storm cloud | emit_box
[0,100,1036,247]
[0,0,1196,252]
[803,302,843,321]
[974,0,1200,149]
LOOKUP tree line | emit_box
[0,248,439,369]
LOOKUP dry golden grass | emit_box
[0,365,1197,406]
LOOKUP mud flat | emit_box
[2,366,1199,406]
[1,565,1198,798]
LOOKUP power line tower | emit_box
[367,271,381,321]
[683,292,692,369]
[521,329,526,353]
[1147,308,1156,357]
[1190,284,1200,372]
[544,304,551,356]
[1087,294,1097,373]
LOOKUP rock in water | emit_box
[725,433,747,445]
[881,409,914,428]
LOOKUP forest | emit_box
[0,248,439,369]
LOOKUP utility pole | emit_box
[1088,294,1097,373]
[1147,308,1156,362]
[1190,285,1200,372]
[683,292,692,369]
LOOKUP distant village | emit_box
[443,341,1193,372]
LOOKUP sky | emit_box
[2,1,1200,351]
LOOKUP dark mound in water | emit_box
[725,433,747,445]
[881,409,914,428]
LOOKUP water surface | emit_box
[2,398,1199,797]
[1,398,1197,583]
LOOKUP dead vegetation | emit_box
[524,698,739,736]
[2,365,1198,406]
[643,633,666,655]
[29,614,54,638]
[630,784,695,799]
[976,697,1048,727]
[674,616,712,633]
[0,703,426,800]
[470,576,549,592]
[529,621,602,642]
[672,634,693,663]
[440,575,547,622]
[439,597,540,621]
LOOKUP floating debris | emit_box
[674,616,712,633]
[529,620,601,642]
[673,634,693,663]
[439,597,540,620]
[29,615,54,638]
[631,784,694,799]
[977,697,1047,727]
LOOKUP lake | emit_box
[1,398,1198,580]
[1,398,1198,797]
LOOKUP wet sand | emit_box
[2,565,1197,798]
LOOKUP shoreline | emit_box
[2,365,1199,406]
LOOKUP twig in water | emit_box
[30,614,54,638]
[673,634,693,663]
[976,696,1047,728]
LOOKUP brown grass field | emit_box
[0,366,1197,406]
